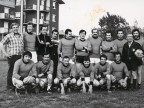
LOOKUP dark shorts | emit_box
[76,56,86,63]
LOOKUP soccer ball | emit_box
[134,49,143,58]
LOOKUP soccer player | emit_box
[35,25,52,61]
[122,34,143,89]
[36,53,53,93]
[75,29,92,64]
[50,29,59,86]
[12,51,37,93]
[88,28,103,64]
[93,54,111,93]
[114,29,127,54]
[77,56,99,94]
[54,56,76,94]
[23,22,37,63]
[58,29,75,62]
[132,29,144,89]
[101,31,117,61]
[110,52,129,89]
[0,23,23,90]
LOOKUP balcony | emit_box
[23,18,37,25]
[39,19,49,25]
[0,13,15,21]
[24,4,37,12]
[40,5,50,13]
[0,28,8,33]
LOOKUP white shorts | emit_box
[31,51,37,63]
[90,58,113,64]
[69,59,75,64]
[90,58,100,64]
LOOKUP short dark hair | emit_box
[117,29,124,34]
[63,56,70,60]
[132,28,140,37]
[65,29,72,35]
[83,56,90,62]
[27,21,34,27]
[40,25,48,30]
[10,22,19,29]
[100,54,107,60]
[23,51,32,58]
[105,31,112,36]
[91,28,97,33]
[114,52,122,58]
[42,52,50,58]
[79,29,86,35]
[52,29,58,34]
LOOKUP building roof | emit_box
[55,0,65,4]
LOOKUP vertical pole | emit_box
[20,0,24,35]
[37,0,40,35]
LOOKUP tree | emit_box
[98,12,131,39]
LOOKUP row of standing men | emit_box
[0,22,143,94]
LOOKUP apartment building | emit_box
[0,0,64,59]
[0,0,64,40]
[15,0,64,35]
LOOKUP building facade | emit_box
[0,0,64,59]
[0,0,64,39]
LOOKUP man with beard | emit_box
[77,56,99,94]
[12,51,37,94]
[35,25,52,61]
[58,29,75,63]
[132,29,144,89]
[88,28,103,64]
[54,56,76,94]
[23,22,37,63]
[114,29,127,54]
[36,53,53,94]
[122,34,143,90]
[101,31,117,62]
[110,52,129,89]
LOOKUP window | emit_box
[46,14,50,20]
[16,0,21,6]
[53,2,56,9]
[46,0,50,8]
[4,7,9,14]
[41,0,45,6]
[15,12,21,19]
[52,14,56,22]
[24,0,26,6]
[41,13,44,19]
[4,21,8,28]
[52,27,56,30]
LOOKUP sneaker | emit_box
[47,89,52,94]
[138,84,141,89]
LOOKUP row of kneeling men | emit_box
[12,51,136,95]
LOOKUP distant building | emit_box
[0,0,64,40]
[0,0,64,59]
[0,0,15,40]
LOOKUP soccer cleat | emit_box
[47,89,52,94]
[137,84,141,89]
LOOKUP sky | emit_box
[59,0,144,35]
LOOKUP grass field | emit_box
[0,61,144,108]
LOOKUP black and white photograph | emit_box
[0,0,144,107]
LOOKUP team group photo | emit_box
[0,0,144,108]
